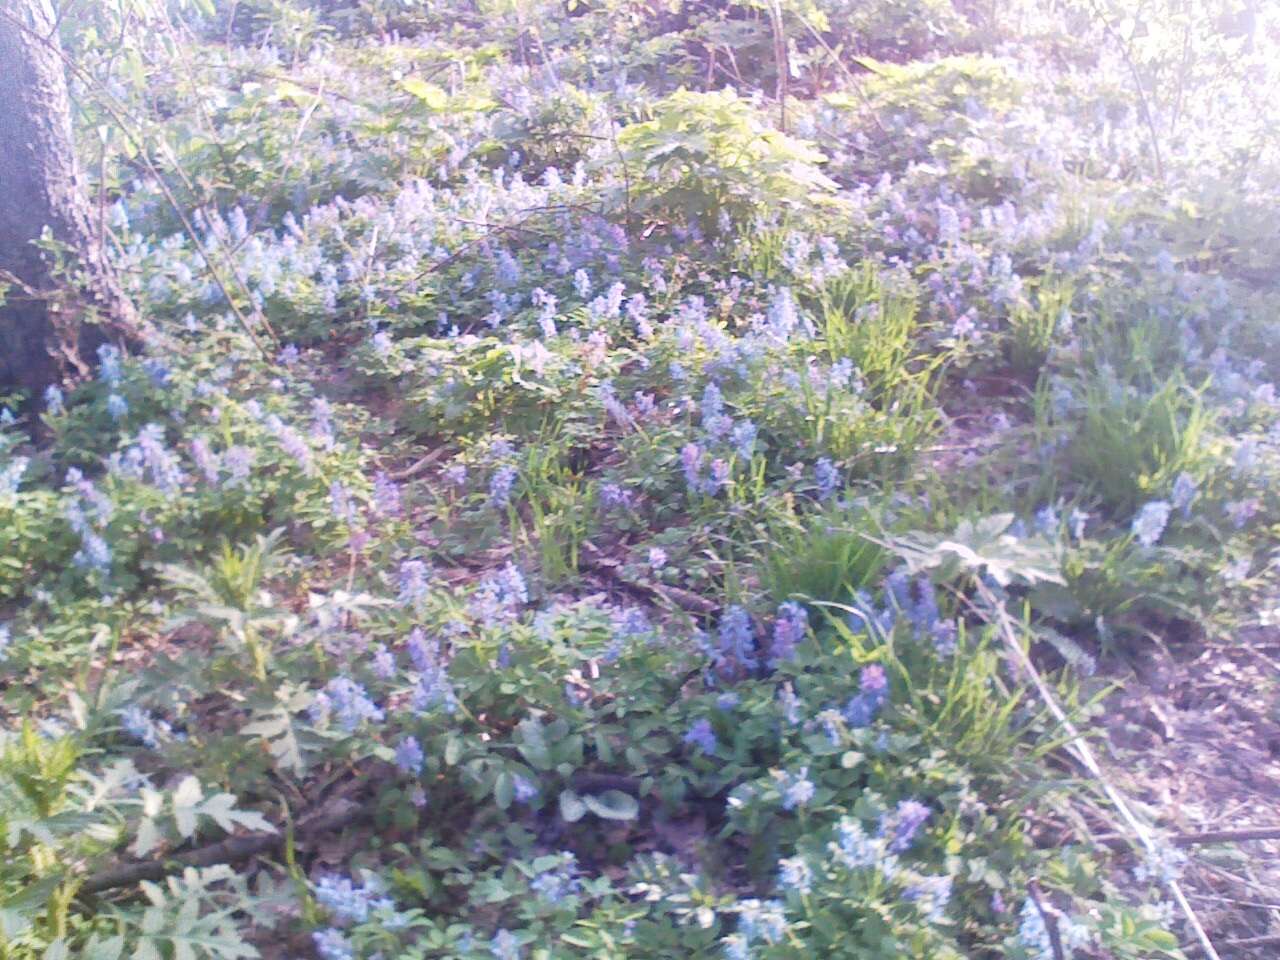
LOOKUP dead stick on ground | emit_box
[80,805,364,895]
[1173,827,1280,846]
[578,552,717,616]
[975,580,1223,960]
[389,446,449,482]
[1027,879,1067,960]
[1221,935,1280,948]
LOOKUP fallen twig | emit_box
[579,552,717,615]
[389,446,450,482]
[1027,879,1068,960]
[975,580,1223,960]
[80,804,364,895]
[1172,827,1280,846]
[1220,935,1280,949]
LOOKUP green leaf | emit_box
[82,935,125,960]
[558,790,587,823]
[132,817,162,858]
[494,772,514,810]
[444,733,463,766]
[885,514,1064,587]
[241,709,306,777]
[401,78,447,110]
[593,730,614,764]
[852,56,899,78]
[581,789,639,821]
[173,776,204,838]
[515,718,551,770]
[198,793,275,835]
[0,876,59,939]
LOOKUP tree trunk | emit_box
[0,0,136,403]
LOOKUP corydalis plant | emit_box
[158,529,292,682]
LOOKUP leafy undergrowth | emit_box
[3,1,1280,959]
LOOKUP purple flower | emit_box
[223,446,254,487]
[737,898,788,944]
[882,798,931,853]
[860,663,888,694]
[315,677,383,732]
[766,287,803,339]
[627,293,648,325]
[835,818,877,868]
[98,344,123,385]
[600,383,633,427]
[703,413,733,440]
[371,644,396,680]
[715,605,757,672]
[680,443,703,491]
[530,853,581,903]
[613,607,652,638]
[266,416,314,474]
[843,664,888,727]
[329,481,355,524]
[778,856,812,894]
[814,458,839,500]
[411,664,458,715]
[190,437,220,485]
[770,602,808,665]
[395,736,425,774]
[684,718,718,755]
[313,929,354,960]
[703,459,730,496]
[1225,498,1259,529]
[489,464,518,509]
[1131,500,1171,546]
[116,424,186,494]
[513,775,538,803]
[930,619,959,656]
[142,358,170,387]
[372,471,402,518]
[398,560,432,607]
[1034,505,1059,536]
[780,767,815,810]
[904,873,952,922]
[911,577,939,628]
[731,420,758,461]
[885,569,911,614]
[491,929,521,960]
[443,462,468,487]
[701,382,725,422]
[311,398,336,450]
[73,530,112,575]
[118,705,171,749]
[314,873,390,925]
[599,482,633,510]
[406,628,436,671]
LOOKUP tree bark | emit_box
[0,0,136,402]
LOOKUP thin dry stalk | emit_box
[975,580,1222,960]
